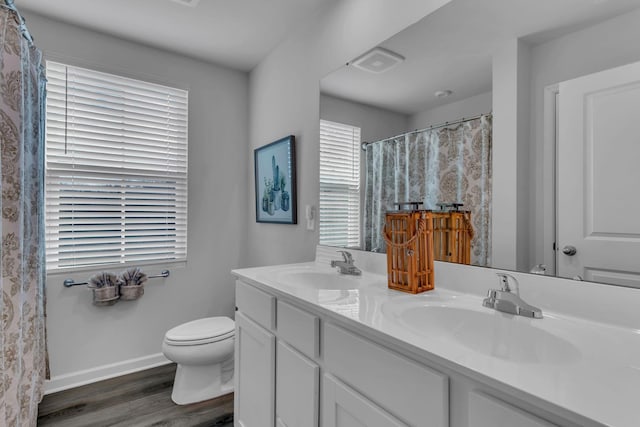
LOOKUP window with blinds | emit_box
[319,119,361,248]
[45,61,188,271]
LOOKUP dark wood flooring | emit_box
[37,364,234,427]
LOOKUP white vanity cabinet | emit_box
[234,277,591,427]
[235,280,320,427]
[234,279,448,427]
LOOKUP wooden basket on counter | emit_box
[383,209,435,294]
[432,211,474,265]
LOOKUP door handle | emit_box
[562,245,577,256]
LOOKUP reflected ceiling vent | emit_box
[350,47,405,74]
[170,0,201,7]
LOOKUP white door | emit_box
[558,60,640,287]
[234,312,276,427]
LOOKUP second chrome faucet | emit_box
[482,273,543,319]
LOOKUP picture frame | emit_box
[254,135,297,224]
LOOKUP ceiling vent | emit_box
[170,0,201,7]
[351,47,405,74]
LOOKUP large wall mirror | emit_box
[319,0,640,288]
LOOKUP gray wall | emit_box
[24,12,250,392]
[320,94,409,143]
[409,91,492,130]
[247,0,452,267]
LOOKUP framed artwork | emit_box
[255,135,297,224]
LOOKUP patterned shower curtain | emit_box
[363,115,492,266]
[0,4,47,427]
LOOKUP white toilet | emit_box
[162,316,235,405]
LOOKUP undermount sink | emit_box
[384,302,581,364]
[274,268,385,290]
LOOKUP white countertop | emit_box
[232,256,640,427]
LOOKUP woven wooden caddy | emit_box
[383,208,435,294]
[432,210,474,265]
[383,204,474,294]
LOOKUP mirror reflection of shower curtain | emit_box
[363,115,492,266]
[0,4,47,426]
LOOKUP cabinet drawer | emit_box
[236,280,276,330]
[324,323,448,427]
[277,300,320,358]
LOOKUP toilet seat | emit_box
[165,317,235,346]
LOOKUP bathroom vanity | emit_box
[232,247,640,427]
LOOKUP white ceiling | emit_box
[15,0,331,71]
[321,0,640,115]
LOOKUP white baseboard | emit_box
[44,353,171,395]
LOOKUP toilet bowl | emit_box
[162,316,235,405]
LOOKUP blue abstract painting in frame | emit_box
[254,135,297,224]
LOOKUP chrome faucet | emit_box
[482,273,543,319]
[330,251,362,276]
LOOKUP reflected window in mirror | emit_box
[319,120,361,248]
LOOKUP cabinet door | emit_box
[322,375,408,427]
[234,312,276,427]
[324,323,448,427]
[276,341,319,427]
[469,391,557,427]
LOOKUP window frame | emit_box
[44,60,189,272]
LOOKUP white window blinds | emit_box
[45,61,188,271]
[319,119,361,248]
